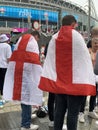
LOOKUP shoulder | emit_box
[6,43,12,49]
[72,29,82,37]
[72,29,85,43]
[52,32,59,39]
[2,43,11,48]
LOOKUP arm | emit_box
[6,45,12,63]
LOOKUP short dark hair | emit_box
[62,15,77,26]
[31,30,40,39]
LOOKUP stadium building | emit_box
[0,0,98,35]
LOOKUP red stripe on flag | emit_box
[13,61,23,100]
[10,51,40,65]
[39,77,96,96]
[56,26,72,84]
[18,34,31,50]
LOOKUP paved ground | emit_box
[0,100,98,130]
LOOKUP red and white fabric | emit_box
[3,34,43,106]
[39,26,96,96]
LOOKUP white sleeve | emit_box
[6,44,12,59]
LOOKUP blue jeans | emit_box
[54,94,85,130]
[21,103,32,128]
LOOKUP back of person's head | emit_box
[31,30,40,39]
[31,30,40,42]
[62,15,77,26]
[91,26,98,38]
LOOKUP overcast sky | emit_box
[69,0,98,16]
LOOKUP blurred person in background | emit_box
[0,34,12,108]
[79,27,98,123]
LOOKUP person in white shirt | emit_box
[0,34,12,107]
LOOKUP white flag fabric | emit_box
[39,26,96,96]
[3,34,43,106]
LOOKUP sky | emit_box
[68,0,98,17]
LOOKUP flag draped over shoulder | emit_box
[3,34,43,106]
[39,26,96,96]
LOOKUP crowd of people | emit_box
[0,15,98,130]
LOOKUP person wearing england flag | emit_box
[38,15,96,130]
[3,31,42,130]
